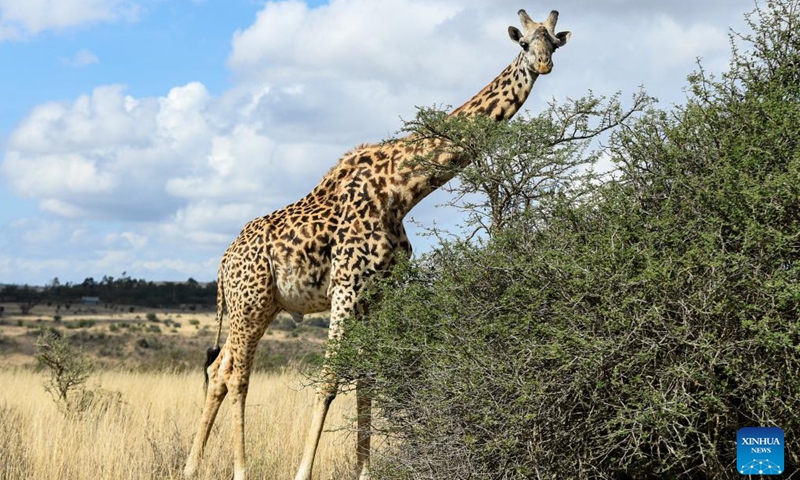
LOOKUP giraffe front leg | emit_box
[356,379,372,480]
[295,285,355,480]
[294,366,338,480]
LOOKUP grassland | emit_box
[0,369,358,480]
[0,302,359,480]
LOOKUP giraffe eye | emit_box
[519,41,529,51]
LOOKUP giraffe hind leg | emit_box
[185,309,278,480]
[204,345,222,390]
[184,344,230,478]
[228,307,280,480]
[186,238,281,479]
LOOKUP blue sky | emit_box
[1,1,249,128]
[0,0,755,286]
[0,0,261,237]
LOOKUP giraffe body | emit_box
[184,8,570,480]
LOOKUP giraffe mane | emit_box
[343,143,374,157]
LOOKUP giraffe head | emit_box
[508,9,571,75]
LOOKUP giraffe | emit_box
[183,8,570,480]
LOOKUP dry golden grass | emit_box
[0,368,359,480]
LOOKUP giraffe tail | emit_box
[204,263,225,390]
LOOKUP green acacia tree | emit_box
[329,1,800,479]
[400,89,653,239]
[35,329,94,412]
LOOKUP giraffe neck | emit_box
[451,52,537,119]
[394,52,539,216]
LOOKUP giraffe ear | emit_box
[508,26,523,44]
[554,31,571,48]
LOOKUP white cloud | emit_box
[228,0,462,83]
[0,0,139,39]
[0,75,336,250]
[61,48,100,67]
[225,0,510,140]
[7,85,157,153]
[643,16,729,69]
[155,82,213,152]
[166,124,277,199]
[0,256,74,284]
[39,199,90,218]
[162,201,260,246]
[8,217,64,245]
[117,232,148,249]
[0,21,17,40]
[3,152,116,196]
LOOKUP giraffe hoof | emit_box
[183,464,197,479]
[294,467,311,480]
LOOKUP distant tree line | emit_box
[1,274,216,310]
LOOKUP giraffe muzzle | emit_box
[536,62,553,74]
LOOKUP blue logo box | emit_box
[737,426,784,475]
